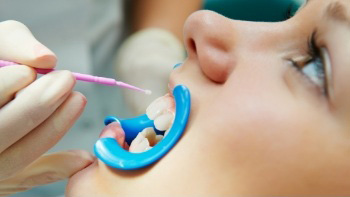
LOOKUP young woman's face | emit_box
[67,0,350,195]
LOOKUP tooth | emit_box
[129,136,151,153]
[154,111,174,131]
[129,132,146,152]
[155,135,163,143]
[137,139,151,152]
[141,127,157,146]
[164,129,170,138]
[146,94,173,120]
[129,127,158,152]
[145,146,152,151]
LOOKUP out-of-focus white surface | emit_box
[0,0,132,196]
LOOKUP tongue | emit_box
[99,122,129,150]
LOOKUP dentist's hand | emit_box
[0,20,94,196]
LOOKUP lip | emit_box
[99,122,129,150]
[168,61,186,96]
[168,75,176,95]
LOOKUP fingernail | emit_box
[33,43,57,68]
[173,63,182,69]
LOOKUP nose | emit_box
[184,11,237,83]
[184,10,277,83]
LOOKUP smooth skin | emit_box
[68,0,350,195]
[0,20,94,196]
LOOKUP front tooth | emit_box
[141,127,157,146]
[129,136,151,153]
[146,94,173,120]
[129,132,146,152]
[155,135,163,143]
[137,139,151,152]
[154,111,174,131]
[129,127,158,153]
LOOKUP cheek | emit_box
[197,78,327,167]
[194,77,348,186]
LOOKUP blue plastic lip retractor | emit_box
[94,85,191,170]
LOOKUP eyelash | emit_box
[290,31,328,97]
[307,32,319,57]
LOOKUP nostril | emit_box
[188,38,197,54]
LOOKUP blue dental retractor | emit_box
[94,85,191,170]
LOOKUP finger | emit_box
[0,70,75,154]
[0,65,36,107]
[0,150,94,196]
[0,92,87,180]
[0,20,56,69]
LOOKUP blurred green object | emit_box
[204,0,305,22]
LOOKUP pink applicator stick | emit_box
[0,60,152,95]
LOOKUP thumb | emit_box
[0,20,57,69]
[0,150,94,195]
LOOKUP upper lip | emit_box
[167,83,174,96]
[168,74,177,95]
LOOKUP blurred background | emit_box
[0,0,304,196]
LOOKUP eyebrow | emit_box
[324,1,350,26]
[304,0,350,26]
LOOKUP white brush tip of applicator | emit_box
[144,90,152,95]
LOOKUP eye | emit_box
[290,32,331,97]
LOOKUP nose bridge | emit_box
[234,21,283,53]
[184,10,285,83]
[185,10,284,56]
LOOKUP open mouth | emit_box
[99,93,176,152]
[129,93,175,152]
[95,85,191,170]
